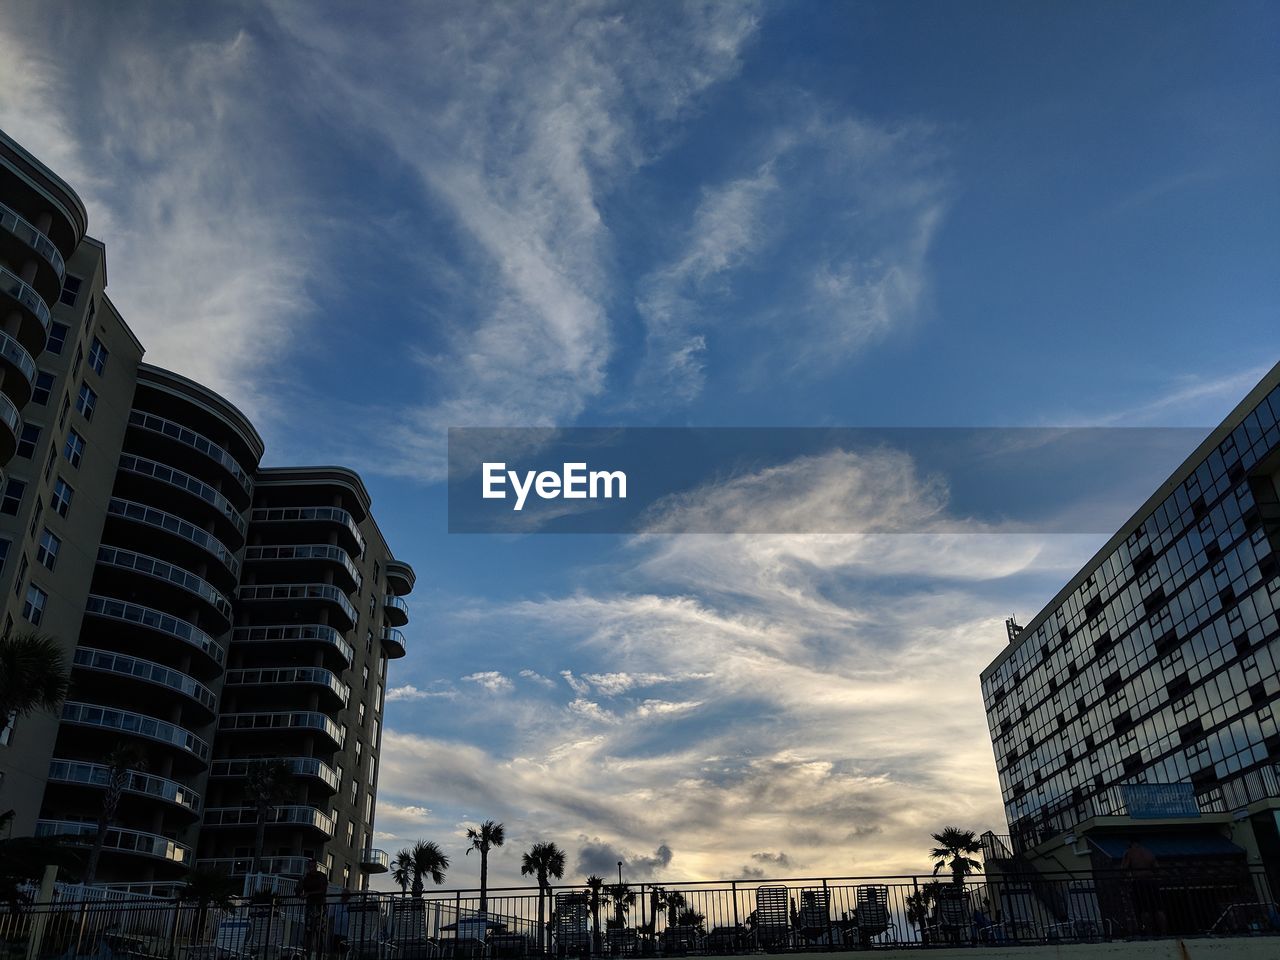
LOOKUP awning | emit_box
[1091,832,1245,859]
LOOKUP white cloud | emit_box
[386,684,458,703]
[463,671,515,694]
[518,669,558,689]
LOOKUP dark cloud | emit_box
[575,837,673,880]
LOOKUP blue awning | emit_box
[1091,833,1244,859]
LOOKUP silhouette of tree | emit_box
[521,841,566,952]
[84,742,148,885]
[930,827,983,885]
[0,632,69,730]
[585,875,605,953]
[392,849,414,894]
[465,820,505,915]
[411,840,450,896]
[246,760,294,876]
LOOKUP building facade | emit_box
[981,362,1280,890]
[0,128,412,892]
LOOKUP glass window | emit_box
[75,383,97,421]
[27,498,42,538]
[46,323,69,356]
[59,276,81,307]
[1,478,25,515]
[63,430,84,468]
[32,371,55,405]
[0,538,10,570]
[43,449,56,481]
[57,393,70,429]
[13,555,27,597]
[51,478,73,518]
[22,585,47,626]
[36,529,60,572]
[16,424,40,459]
[88,337,109,377]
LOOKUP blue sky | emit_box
[1,0,1278,885]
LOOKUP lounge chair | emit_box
[1048,882,1112,941]
[753,887,791,950]
[552,894,590,958]
[927,888,970,945]
[850,886,893,947]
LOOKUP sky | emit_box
[1,0,1278,888]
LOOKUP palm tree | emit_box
[83,742,148,885]
[606,883,635,929]
[657,890,686,930]
[906,881,942,943]
[411,840,450,896]
[585,876,605,953]
[180,867,239,940]
[930,827,983,885]
[392,848,415,894]
[674,908,705,934]
[521,841,566,953]
[465,820,505,915]
[0,632,69,730]
[246,759,294,876]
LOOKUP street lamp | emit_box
[617,860,623,885]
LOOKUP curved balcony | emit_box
[73,646,217,714]
[217,710,343,750]
[245,543,362,591]
[381,627,407,659]
[0,264,51,354]
[0,328,36,408]
[203,804,335,837]
[96,545,233,625]
[383,593,409,627]
[196,856,309,878]
[237,582,357,627]
[231,623,353,667]
[84,594,225,668]
[0,199,65,297]
[36,820,191,867]
[116,453,247,542]
[251,505,365,556]
[224,666,349,707]
[107,497,239,579]
[209,756,339,793]
[0,390,19,464]
[47,758,202,817]
[60,701,209,764]
[360,849,390,873]
[386,560,415,596]
[127,409,252,498]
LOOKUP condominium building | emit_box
[981,361,1280,890]
[0,128,413,891]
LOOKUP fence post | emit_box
[23,864,59,960]
[167,897,180,960]
[731,881,739,931]
[822,879,833,950]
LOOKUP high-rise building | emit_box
[981,361,1280,888]
[0,128,413,892]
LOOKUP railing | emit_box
[35,820,190,865]
[107,497,240,576]
[128,409,252,494]
[61,701,210,761]
[0,198,66,278]
[382,627,407,655]
[84,594,226,665]
[0,326,37,385]
[217,710,343,746]
[224,665,350,704]
[203,804,336,836]
[1,869,1276,957]
[72,647,217,712]
[209,756,340,791]
[237,582,358,625]
[47,759,202,815]
[116,453,248,537]
[0,263,52,333]
[361,848,391,871]
[232,622,354,665]
[245,542,363,589]
[251,504,366,554]
[0,389,19,439]
[97,546,233,621]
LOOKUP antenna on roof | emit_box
[1005,616,1024,644]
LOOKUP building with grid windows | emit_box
[981,361,1280,896]
[0,127,413,892]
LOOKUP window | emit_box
[36,530,60,572]
[16,424,40,459]
[28,499,42,538]
[71,347,83,379]
[32,370,55,405]
[63,430,84,468]
[22,585,47,626]
[43,449,56,481]
[57,393,70,429]
[51,478,73,518]
[346,821,355,846]
[366,630,373,654]
[358,702,366,727]
[361,666,369,690]
[1,478,25,515]
[88,338,108,376]
[46,324,69,356]
[0,538,10,571]
[13,555,27,597]
[59,276,81,307]
[75,383,97,421]
[349,780,358,805]
[364,794,374,822]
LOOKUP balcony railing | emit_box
[381,627,407,658]
[61,701,210,762]
[195,855,311,878]
[107,497,239,576]
[73,646,217,712]
[217,710,343,747]
[245,542,362,589]
[203,804,335,835]
[47,758,201,815]
[360,848,390,872]
[116,454,247,537]
[223,665,350,705]
[96,546,233,622]
[231,623,353,665]
[208,756,339,792]
[84,594,225,665]
[0,263,51,335]
[237,582,357,624]
[128,410,252,494]
[36,820,190,866]
[0,199,65,279]
[384,593,410,625]
[251,505,365,554]
[0,328,37,389]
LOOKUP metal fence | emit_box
[2,868,1277,959]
